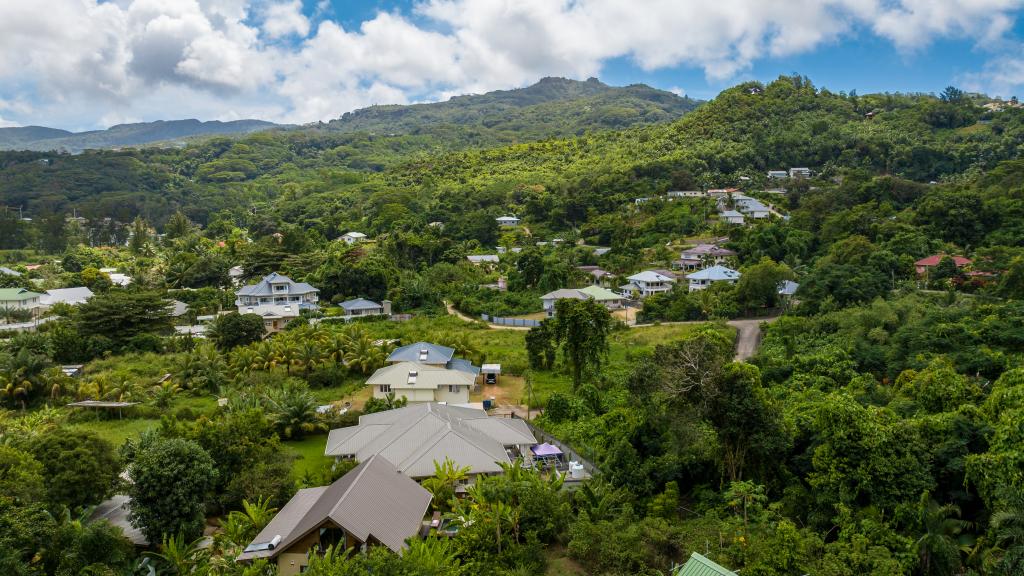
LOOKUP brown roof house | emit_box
[237,454,431,575]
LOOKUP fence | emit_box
[480,314,542,328]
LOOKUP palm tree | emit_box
[265,385,326,439]
[342,333,387,375]
[150,381,181,409]
[295,341,324,375]
[916,493,973,576]
[220,497,278,549]
[0,376,33,410]
[142,533,211,575]
[989,489,1024,575]
[229,346,261,375]
[272,341,301,374]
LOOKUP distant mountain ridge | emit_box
[0,119,281,153]
[320,77,700,141]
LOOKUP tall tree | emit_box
[128,436,216,543]
[552,298,613,390]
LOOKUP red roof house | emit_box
[915,254,972,275]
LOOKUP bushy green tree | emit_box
[128,436,217,542]
[27,429,119,510]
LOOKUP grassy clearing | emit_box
[283,434,332,480]
[69,417,159,448]
[544,545,587,575]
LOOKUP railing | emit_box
[480,314,542,328]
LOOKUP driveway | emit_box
[727,317,777,362]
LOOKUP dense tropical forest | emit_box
[2,75,1024,575]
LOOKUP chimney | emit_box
[382,299,391,316]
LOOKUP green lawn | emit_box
[69,417,160,448]
[283,434,333,480]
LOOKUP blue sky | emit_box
[2,0,1024,130]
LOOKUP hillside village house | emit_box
[732,194,771,219]
[39,287,94,307]
[235,272,319,333]
[676,244,736,271]
[386,341,480,375]
[340,231,367,245]
[687,265,741,291]
[339,298,390,318]
[577,265,614,286]
[620,270,676,298]
[368,361,476,404]
[915,254,972,276]
[237,455,431,576]
[667,190,704,198]
[467,254,500,265]
[0,288,43,313]
[0,266,21,277]
[767,170,789,179]
[720,210,745,225]
[496,215,520,227]
[325,403,537,480]
[541,285,624,317]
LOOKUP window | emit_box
[275,284,287,292]
[448,385,460,393]
[380,385,391,393]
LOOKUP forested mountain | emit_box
[0,119,280,153]
[320,76,699,142]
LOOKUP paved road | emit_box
[728,317,777,361]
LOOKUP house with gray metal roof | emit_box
[0,288,43,311]
[0,266,21,277]
[386,341,480,375]
[339,298,389,318]
[235,272,319,332]
[237,454,431,574]
[39,286,94,307]
[325,403,536,479]
[686,265,741,292]
[367,361,476,404]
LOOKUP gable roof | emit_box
[40,287,94,306]
[627,270,676,283]
[541,288,589,301]
[777,280,800,296]
[342,231,367,238]
[577,285,623,301]
[339,298,382,311]
[236,272,318,297]
[467,254,500,263]
[674,552,737,576]
[238,454,430,560]
[720,210,744,218]
[387,342,455,365]
[0,266,21,277]
[367,362,477,390]
[687,265,741,282]
[915,254,972,267]
[325,403,535,478]
[0,288,42,301]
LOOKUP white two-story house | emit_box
[619,270,676,298]
[235,272,319,332]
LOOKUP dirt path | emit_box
[443,301,531,330]
[728,317,776,361]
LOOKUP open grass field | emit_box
[282,433,333,480]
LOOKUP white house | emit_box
[677,244,736,270]
[467,254,500,265]
[367,362,475,404]
[734,196,771,219]
[0,288,43,311]
[496,215,520,227]
[228,265,245,286]
[235,272,319,333]
[687,265,741,291]
[767,170,788,179]
[340,232,367,245]
[339,298,390,318]
[720,210,745,225]
[667,190,705,199]
[620,270,676,298]
[789,167,812,179]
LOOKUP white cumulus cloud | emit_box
[0,0,1022,129]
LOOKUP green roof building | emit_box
[674,553,737,576]
[0,288,44,310]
